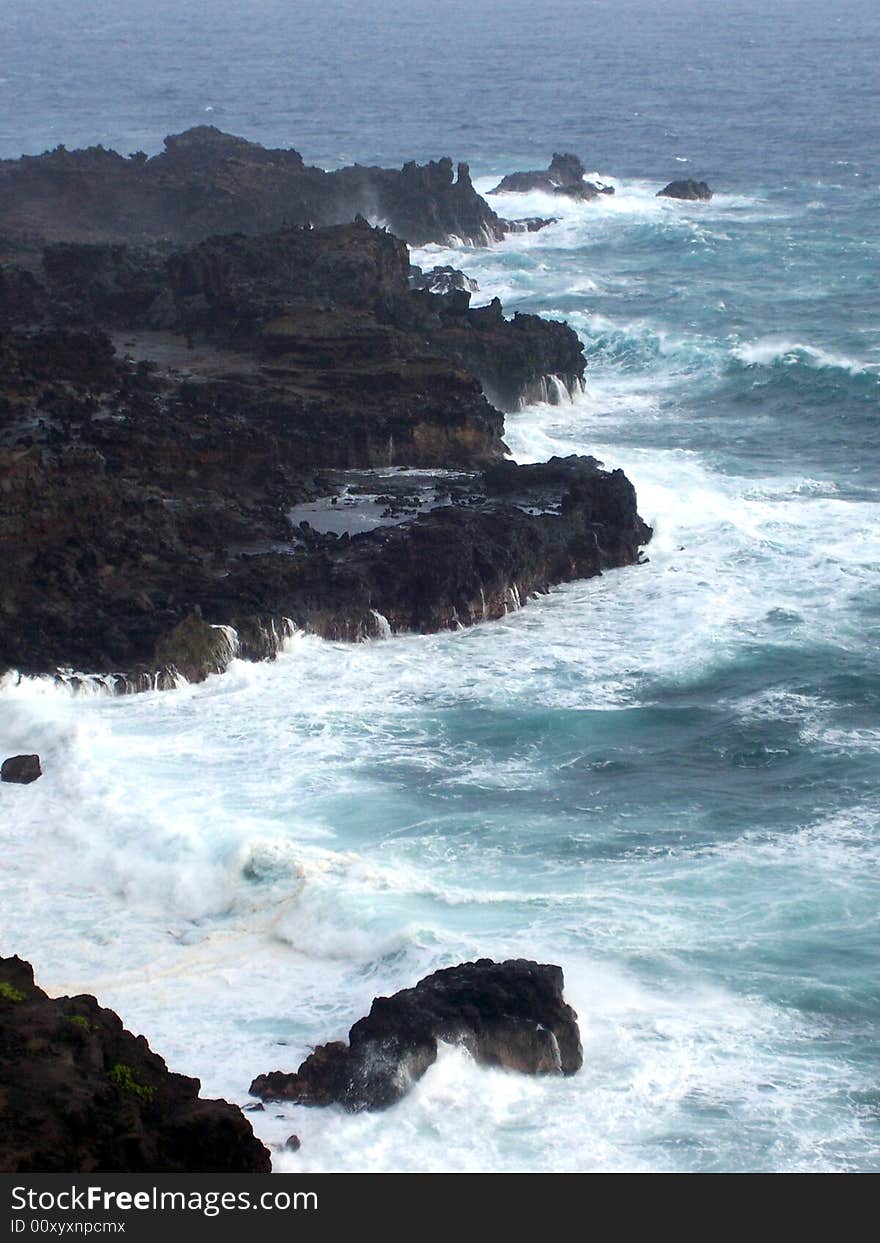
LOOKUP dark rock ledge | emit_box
[250,959,582,1112]
[0,956,270,1173]
[0,218,650,689]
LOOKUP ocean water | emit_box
[2,0,879,1172]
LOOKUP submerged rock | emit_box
[249,958,582,1112]
[0,956,270,1172]
[657,179,712,201]
[1,755,42,784]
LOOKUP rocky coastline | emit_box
[0,133,651,691]
[0,955,581,1171]
[0,126,546,249]
[0,130,653,1173]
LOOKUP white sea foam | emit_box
[3,165,879,1174]
[732,339,878,375]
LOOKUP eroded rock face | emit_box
[0,128,513,248]
[490,153,614,201]
[657,179,712,201]
[152,614,240,683]
[250,959,582,1111]
[0,957,270,1173]
[1,755,42,784]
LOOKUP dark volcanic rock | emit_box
[490,153,613,201]
[657,179,712,201]
[1,755,42,784]
[0,128,511,248]
[0,219,647,685]
[249,959,582,1112]
[432,296,586,410]
[0,956,270,1173]
[284,455,650,639]
[21,220,584,410]
[0,264,48,327]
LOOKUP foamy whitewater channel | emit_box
[3,170,880,1173]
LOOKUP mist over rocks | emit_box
[249,959,583,1111]
[0,126,543,249]
[0,956,270,1173]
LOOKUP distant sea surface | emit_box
[2,0,879,1171]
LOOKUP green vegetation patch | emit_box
[0,981,26,1002]
[108,1062,156,1103]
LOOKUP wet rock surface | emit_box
[249,959,582,1111]
[1,755,42,784]
[0,214,651,686]
[410,263,479,295]
[0,957,271,1173]
[657,179,713,200]
[490,152,614,201]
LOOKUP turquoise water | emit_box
[1,0,879,1172]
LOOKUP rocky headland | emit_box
[0,126,550,249]
[0,956,270,1172]
[0,132,651,690]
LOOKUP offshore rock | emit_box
[0,956,271,1173]
[490,153,613,201]
[249,959,582,1111]
[1,755,42,784]
[657,179,712,201]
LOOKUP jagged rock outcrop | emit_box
[249,959,582,1111]
[1,755,42,784]
[0,956,270,1172]
[657,179,712,201]
[490,153,614,201]
[429,295,585,410]
[4,217,585,409]
[0,128,528,248]
[410,264,478,295]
